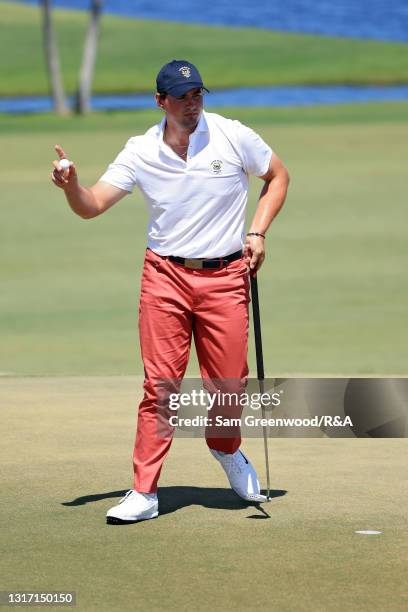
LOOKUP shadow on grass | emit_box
[62,487,287,517]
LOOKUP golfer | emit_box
[51,60,289,524]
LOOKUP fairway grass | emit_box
[1,104,407,376]
[1,375,407,611]
[1,1,408,96]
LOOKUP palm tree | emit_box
[40,0,69,115]
[75,0,103,114]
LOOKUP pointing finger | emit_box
[55,144,67,160]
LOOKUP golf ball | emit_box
[59,158,71,170]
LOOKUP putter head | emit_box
[246,493,269,503]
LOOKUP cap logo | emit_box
[179,66,191,78]
[211,160,223,174]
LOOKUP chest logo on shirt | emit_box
[211,160,223,174]
[179,66,191,78]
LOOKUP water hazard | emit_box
[13,0,408,42]
[2,85,408,114]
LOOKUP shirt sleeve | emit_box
[233,121,273,176]
[99,138,138,193]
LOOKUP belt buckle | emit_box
[185,258,203,270]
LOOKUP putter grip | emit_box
[250,275,265,381]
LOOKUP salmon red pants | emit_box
[133,248,250,492]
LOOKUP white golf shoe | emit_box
[106,490,158,524]
[210,448,268,502]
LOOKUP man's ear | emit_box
[155,92,168,110]
[155,93,165,110]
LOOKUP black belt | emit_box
[169,250,243,270]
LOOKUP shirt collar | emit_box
[195,112,209,133]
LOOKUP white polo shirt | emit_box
[99,110,272,258]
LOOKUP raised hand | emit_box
[51,144,78,189]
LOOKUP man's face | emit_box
[156,87,204,129]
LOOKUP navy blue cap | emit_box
[156,60,209,97]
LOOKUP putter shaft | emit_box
[250,274,271,501]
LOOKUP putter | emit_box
[250,273,271,502]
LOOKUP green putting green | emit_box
[1,104,407,376]
[1,100,407,611]
[1,376,407,611]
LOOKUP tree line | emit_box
[41,0,102,114]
